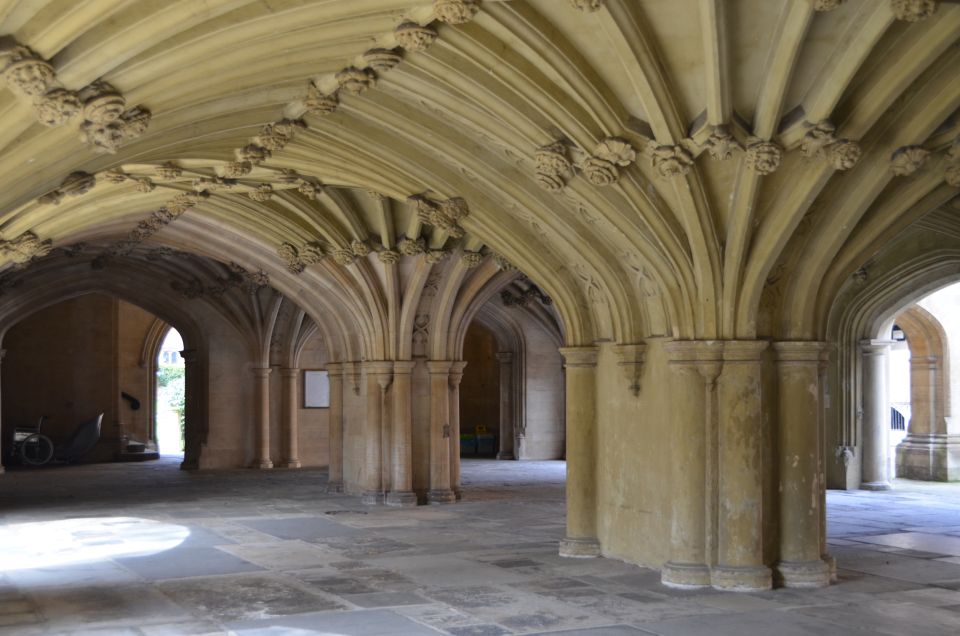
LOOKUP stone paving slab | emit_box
[227,608,444,635]
[2,460,960,634]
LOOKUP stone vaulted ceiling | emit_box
[0,0,957,353]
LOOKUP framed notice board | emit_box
[303,370,330,408]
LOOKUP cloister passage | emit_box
[2,458,960,634]
[4,0,960,608]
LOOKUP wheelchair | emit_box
[11,416,54,466]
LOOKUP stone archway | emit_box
[894,304,955,481]
[0,292,205,470]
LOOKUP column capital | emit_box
[664,340,723,362]
[773,341,829,364]
[559,346,599,367]
[326,362,344,377]
[860,339,895,354]
[362,360,394,375]
[280,367,300,378]
[665,340,723,381]
[721,340,769,362]
[392,360,417,374]
[427,360,454,374]
[494,351,514,362]
[613,344,646,397]
[449,360,467,386]
[180,348,198,364]
[252,366,271,378]
[0,348,6,362]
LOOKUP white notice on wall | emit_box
[304,370,330,408]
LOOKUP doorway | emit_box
[155,327,185,457]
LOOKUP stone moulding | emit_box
[362,48,403,72]
[745,137,783,175]
[534,142,572,191]
[800,121,861,171]
[434,0,481,24]
[304,82,339,115]
[410,194,470,238]
[493,253,517,272]
[0,42,153,152]
[890,145,929,176]
[570,0,605,11]
[394,22,438,52]
[0,231,53,265]
[813,0,844,11]
[891,0,938,22]
[704,125,739,160]
[650,144,693,178]
[460,250,484,268]
[336,66,376,95]
[37,171,97,205]
[613,343,646,397]
[398,237,426,255]
[580,137,637,186]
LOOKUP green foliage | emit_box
[157,364,186,449]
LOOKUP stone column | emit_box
[495,352,515,460]
[362,362,393,504]
[558,346,600,558]
[386,361,417,506]
[896,354,959,481]
[281,368,301,468]
[326,363,344,492]
[712,340,771,591]
[252,367,273,469]
[449,361,467,499]
[179,349,201,470]
[661,341,722,588]
[818,347,836,581]
[427,360,456,503]
[0,349,5,474]
[773,342,830,588]
[860,340,893,490]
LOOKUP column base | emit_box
[180,458,199,470]
[711,565,772,591]
[428,489,456,504]
[282,460,302,469]
[559,537,601,558]
[454,488,462,501]
[660,561,710,590]
[774,559,831,588]
[326,481,343,493]
[860,481,891,491]
[660,562,710,588]
[253,459,274,469]
[896,434,960,481]
[385,490,418,507]
[823,553,837,582]
[361,490,383,505]
[496,452,515,460]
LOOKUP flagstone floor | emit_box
[2,458,960,635]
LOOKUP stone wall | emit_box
[2,294,120,463]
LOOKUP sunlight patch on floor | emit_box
[0,517,189,571]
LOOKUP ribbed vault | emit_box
[1,0,958,348]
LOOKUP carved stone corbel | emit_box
[891,0,937,22]
[434,0,481,24]
[613,343,646,397]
